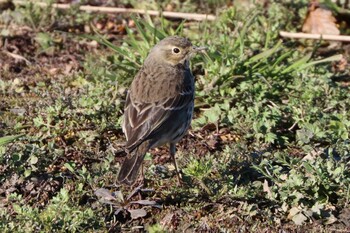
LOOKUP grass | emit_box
[1,0,350,232]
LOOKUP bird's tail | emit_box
[117,141,150,185]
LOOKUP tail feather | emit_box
[117,141,150,185]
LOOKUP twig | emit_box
[280,31,350,42]
[2,50,31,65]
[288,121,298,131]
[13,0,216,21]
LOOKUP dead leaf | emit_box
[288,206,301,219]
[9,108,26,115]
[263,179,272,198]
[324,214,337,225]
[106,21,115,30]
[128,19,135,28]
[64,64,73,75]
[113,190,124,203]
[130,200,158,206]
[338,207,350,226]
[279,174,288,181]
[48,68,59,75]
[160,211,183,231]
[165,3,175,12]
[292,212,308,225]
[302,1,340,35]
[128,208,147,219]
[3,51,31,65]
[95,188,120,204]
[332,55,348,73]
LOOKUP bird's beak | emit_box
[192,46,208,53]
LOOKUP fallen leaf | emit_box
[332,55,347,73]
[128,208,147,219]
[292,212,308,225]
[113,191,124,203]
[288,206,300,219]
[9,108,26,115]
[95,188,118,204]
[130,200,158,206]
[324,214,337,225]
[3,51,31,65]
[263,179,272,198]
[302,1,339,35]
[279,174,288,181]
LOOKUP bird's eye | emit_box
[173,47,180,54]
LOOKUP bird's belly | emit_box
[150,103,194,149]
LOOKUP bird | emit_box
[117,36,206,185]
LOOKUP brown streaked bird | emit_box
[117,36,206,185]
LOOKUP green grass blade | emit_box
[234,10,260,56]
[281,53,312,74]
[246,41,282,65]
[141,19,167,40]
[271,50,293,69]
[0,134,24,146]
[131,15,150,43]
[174,20,185,36]
[297,54,342,71]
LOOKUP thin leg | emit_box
[135,163,145,186]
[141,163,144,181]
[170,143,182,185]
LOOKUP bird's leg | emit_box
[135,163,145,187]
[170,143,182,185]
[141,163,144,181]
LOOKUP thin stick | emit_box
[280,31,350,42]
[13,0,216,21]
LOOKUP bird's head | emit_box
[145,36,207,67]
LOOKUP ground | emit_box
[1,0,350,232]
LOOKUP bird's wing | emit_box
[122,70,194,152]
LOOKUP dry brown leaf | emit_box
[128,208,147,219]
[263,179,272,198]
[302,1,340,35]
[3,51,31,65]
[130,200,158,206]
[332,55,348,72]
[94,188,117,200]
[165,3,175,12]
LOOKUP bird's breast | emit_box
[130,65,193,103]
